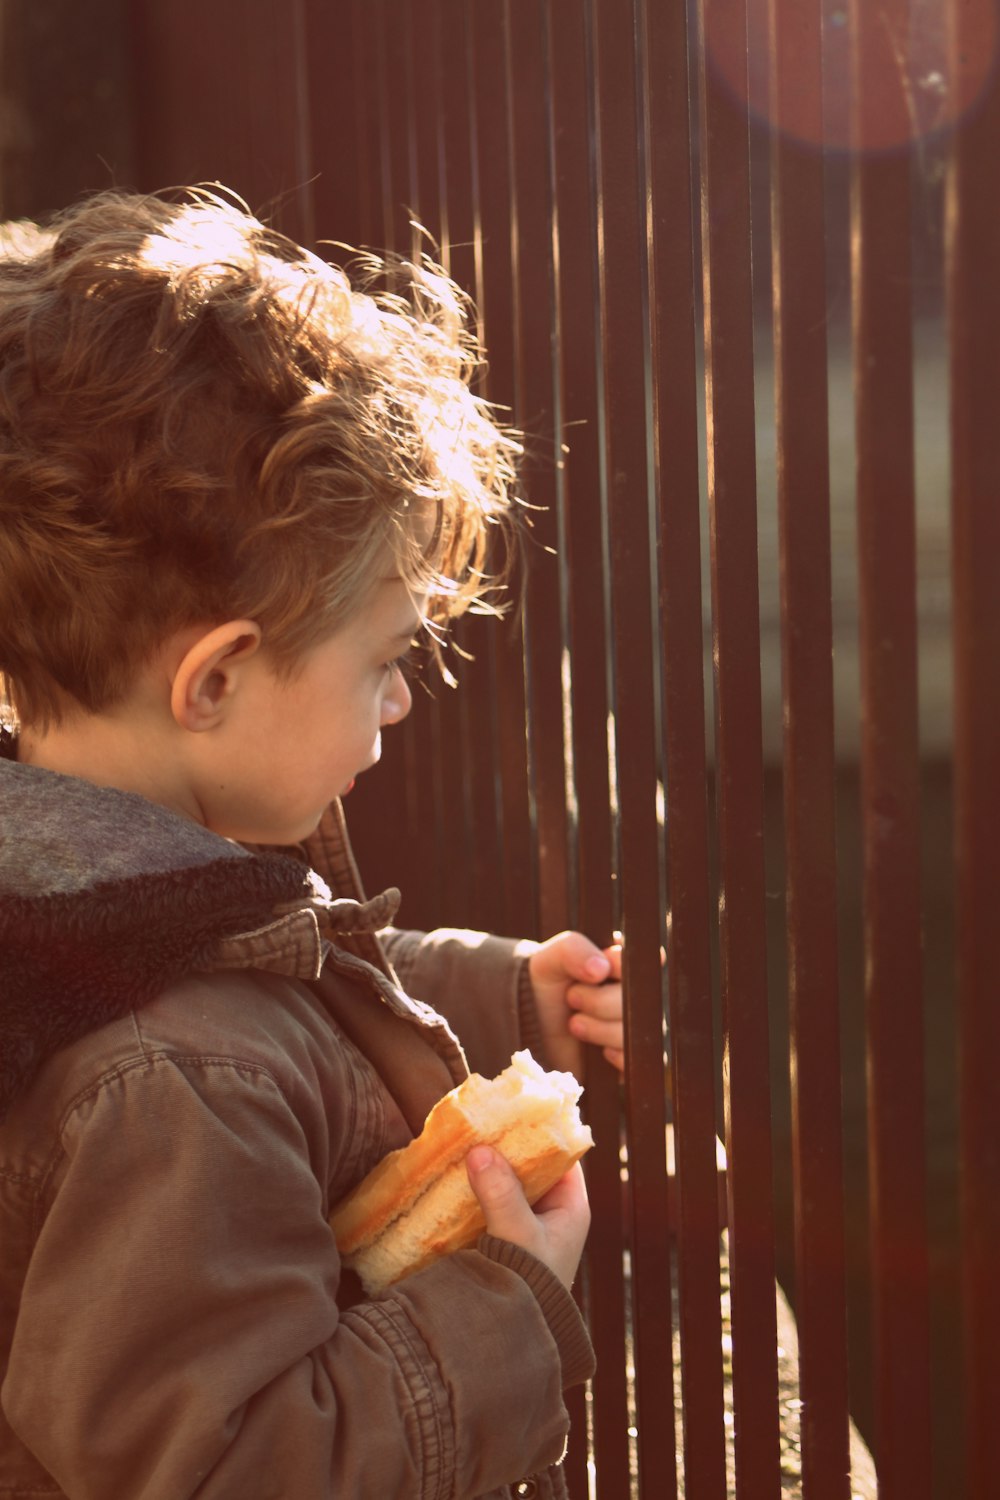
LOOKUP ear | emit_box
[169,620,263,732]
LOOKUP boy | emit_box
[0,189,624,1499]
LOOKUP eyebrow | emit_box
[386,622,420,647]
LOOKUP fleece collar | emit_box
[0,749,398,1119]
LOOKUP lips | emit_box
[342,778,356,796]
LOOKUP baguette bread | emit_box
[329,1049,594,1294]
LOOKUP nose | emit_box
[381,667,413,726]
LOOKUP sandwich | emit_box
[329,1049,594,1294]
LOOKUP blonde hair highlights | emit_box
[0,188,520,729]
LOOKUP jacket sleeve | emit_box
[380,927,549,1078]
[4,1054,592,1500]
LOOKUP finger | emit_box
[532,1162,589,1218]
[533,931,611,985]
[566,981,622,1019]
[603,1046,625,1075]
[568,1013,624,1051]
[603,942,666,972]
[466,1146,535,1240]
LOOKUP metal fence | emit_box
[15,0,993,1494]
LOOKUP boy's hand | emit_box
[466,1147,591,1289]
[527,931,624,1079]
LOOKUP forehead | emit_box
[345,577,425,642]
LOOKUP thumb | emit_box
[466,1146,533,1240]
[533,931,611,985]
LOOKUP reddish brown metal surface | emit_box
[548,5,631,1494]
[508,0,571,944]
[642,0,727,1495]
[768,2,851,1496]
[484,13,583,1459]
[304,0,361,249]
[945,9,1000,1497]
[438,0,506,940]
[850,2,933,1495]
[437,0,476,297]
[365,0,395,254]
[0,0,134,223]
[350,0,380,248]
[381,0,416,259]
[407,0,473,932]
[591,0,677,1495]
[116,5,996,1492]
[327,0,423,916]
[471,0,536,942]
[695,1,782,1495]
[409,0,444,255]
[132,0,311,242]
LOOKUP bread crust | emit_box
[329,1050,593,1293]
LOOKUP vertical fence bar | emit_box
[549,2,631,1493]
[592,0,677,1494]
[509,0,571,944]
[946,9,1000,1497]
[849,2,933,1495]
[506,9,588,1483]
[409,0,443,290]
[471,0,537,941]
[333,0,429,916]
[407,0,474,931]
[301,4,395,900]
[768,1,851,1495]
[642,0,727,1495]
[288,0,316,248]
[438,0,506,940]
[131,0,306,226]
[695,1,782,1494]
[350,0,379,248]
[304,0,361,248]
[385,0,418,260]
[373,0,402,255]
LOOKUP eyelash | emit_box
[383,650,413,678]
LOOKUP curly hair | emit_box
[0,187,520,730]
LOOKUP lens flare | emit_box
[700,0,999,153]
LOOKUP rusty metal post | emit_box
[945,5,1000,1496]
[695,0,782,1492]
[406,0,476,932]
[849,2,933,1495]
[0,0,134,221]
[470,0,537,942]
[769,1,851,1495]
[132,0,314,243]
[438,0,507,940]
[642,0,728,1493]
[509,0,571,944]
[591,0,677,1493]
[304,0,362,250]
[548,2,630,1494]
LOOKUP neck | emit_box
[16,710,203,825]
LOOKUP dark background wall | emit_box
[0,0,135,220]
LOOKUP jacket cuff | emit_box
[477,1234,595,1389]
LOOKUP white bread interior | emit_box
[329,1050,594,1294]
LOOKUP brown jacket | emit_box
[0,755,593,1498]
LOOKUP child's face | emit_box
[199,578,419,844]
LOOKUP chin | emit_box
[286,809,327,842]
[209,809,326,846]
[263,813,327,845]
